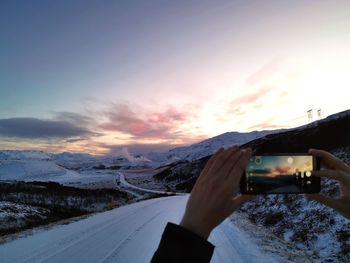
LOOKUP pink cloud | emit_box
[230,86,273,106]
[100,102,198,141]
[246,58,281,86]
[226,86,274,116]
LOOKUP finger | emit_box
[229,194,254,212]
[312,169,349,183]
[209,145,240,175]
[201,147,224,175]
[306,193,343,211]
[216,147,242,180]
[197,148,225,185]
[309,149,350,172]
[227,148,252,186]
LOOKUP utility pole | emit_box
[307,109,313,123]
[306,108,322,123]
[317,108,322,120]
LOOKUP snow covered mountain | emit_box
[145,129,286,165]
[0,150,52,161]
[0,128,289,181]
[153,109,350,192]
[147,109,350,164]
[0,150,151,183]
[0,153,80,183]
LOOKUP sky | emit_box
[0,0,350,155]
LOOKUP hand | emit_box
[307,149,350,219]
[180,146,253,239]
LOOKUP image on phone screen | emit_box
[241,155,320,194]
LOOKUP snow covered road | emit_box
[0,195,276,263]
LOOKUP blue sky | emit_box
[1,0,350,154]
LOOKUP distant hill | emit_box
[146,129,286,165]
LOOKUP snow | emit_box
[145,129,286,164]
[0,201,50,233]
[117,172,179,195]
[0,195,277,263]
[0,151,141,187]
[0,150,52,161]
[0,159,66,180]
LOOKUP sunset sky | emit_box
[0,0,349,155]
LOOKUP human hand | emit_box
[307,149,350,219]
[180,146,253,239]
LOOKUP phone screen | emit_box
[241,155,320,194]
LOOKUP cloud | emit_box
[118,147,151,163]
[246,58,281,86]
[226,86,274,117]
[54,112,96,126]
[100,102,194,140]
[0,117,97,139]
[106,143,183,155]
[248,121,286,131]
[230,86,274,106]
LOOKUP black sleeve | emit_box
[150,222,215,263]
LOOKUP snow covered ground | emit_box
[0,150,152,185]
[0,195,281,263]
[0,201,50,236]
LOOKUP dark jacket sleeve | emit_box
[150,222,214,263]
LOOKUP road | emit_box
[116,172,182,196]
[0,195,275,263]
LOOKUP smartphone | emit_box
[240,154,320,194]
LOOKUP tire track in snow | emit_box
[99,212,163,263]
[13,198,172,263]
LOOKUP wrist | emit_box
[180,219,212,240]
